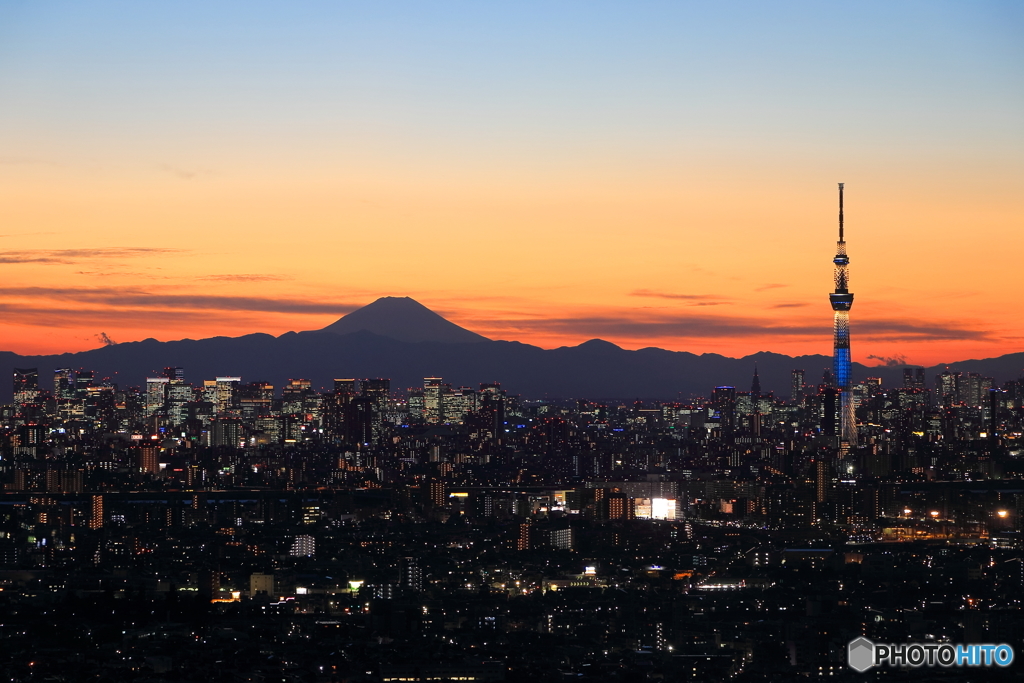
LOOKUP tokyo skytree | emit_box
[829,183,857,447]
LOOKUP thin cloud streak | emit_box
[0,286,359,316]
[0,303,348,334]
[478,313,990,342]
[75,271,153,278]
[0,302,267,328]
[630,289,732,303]
[200,274,292,282]
[0,248,184,265]
[158,163,198,180]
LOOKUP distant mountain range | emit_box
[1,296,1022,401]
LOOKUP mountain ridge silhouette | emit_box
[1,297,1021,400]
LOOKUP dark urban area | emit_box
[2,363,1023,681]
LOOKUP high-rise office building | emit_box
[423,377,444,424]
[54,368,75,400]
[214,377,241,415]
[145,377,169,417]
[163,367,184,382]
[360,378,391,408]
[442,387,476,423]
[712,386,736,436]
[211,417,243,448]
[323,380,356,438]
[166,383,195,425]
[407,390,426,423]
[346,396,380,446]
[791,369,805,404]
[333,379,357,396]
[903,368,926,389]
[13,368,39,404]
[238,381,274,418]
[282,379,312,414]
[75,370,95,393]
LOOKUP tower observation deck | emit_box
[831,183,857,447]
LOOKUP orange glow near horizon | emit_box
[1,159,1020,366]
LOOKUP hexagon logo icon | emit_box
[847,637,875,672]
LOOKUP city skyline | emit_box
[1,2,1022,364]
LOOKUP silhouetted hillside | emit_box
[1,298,1021,401]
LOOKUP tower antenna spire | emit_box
[838,182,844,242]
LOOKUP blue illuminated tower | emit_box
[829,183,857,447]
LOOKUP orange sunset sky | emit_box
[0,2,1021,365]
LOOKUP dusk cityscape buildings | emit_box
[1,285,1023,679]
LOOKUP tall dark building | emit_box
[334,379,357,396]
[791,369,805,403]
[361,378,391,408]
[163,366,185,382]
[323,379,356,441]
[75,370,95,393]
[903,367,926,389]
[13,368,38,403]
[712,386,736,437]
[347,396,381,446]
[54,368,74,399]
[828,183,857,447]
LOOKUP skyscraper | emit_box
[13,368,39,404]
[53,368,74,400]
[75,370,95,393]
[903,367,926,389]
[360,378,391,408]
[712,386,736,438]
[791,369,805,404]
[214,377,241,415]
[145,377,169,417]
[163,366,185,382]
[423,377,444,424]
[829,183,857,447]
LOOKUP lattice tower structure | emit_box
[829,183,857,447]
